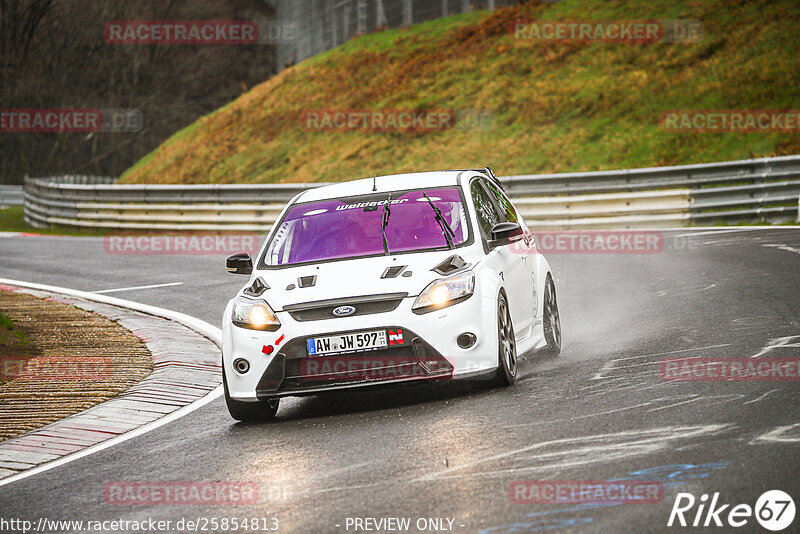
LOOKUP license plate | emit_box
[307,330,387,356]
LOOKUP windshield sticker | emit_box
[334,198,409,211]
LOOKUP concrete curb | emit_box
[0,279,223,487]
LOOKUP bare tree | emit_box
[1,0,277,184]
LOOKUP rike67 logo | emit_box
[668,490,795,531]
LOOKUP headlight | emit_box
[412,271,475,314]
[232,298,281,331]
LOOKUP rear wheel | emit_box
[223,367,279,422]
[542,275,561,356]
[490,292,517,387]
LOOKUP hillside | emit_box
[120,0,800,185]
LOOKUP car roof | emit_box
[297,170,486,203]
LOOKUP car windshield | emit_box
[263,187,469,266]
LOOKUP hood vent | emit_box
[298,275,317,288]
[243,277,270,297]
[381,265,406,279]
[432,255,468,276]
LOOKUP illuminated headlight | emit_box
[412,272,475,314]
[232,298,280,331]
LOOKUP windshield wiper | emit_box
[381,194,392,256]
[422,192,455,250]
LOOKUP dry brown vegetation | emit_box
[0,290,153,441]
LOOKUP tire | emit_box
[490,292,517,387]
[542,275,561,356]
[223,367,279,422]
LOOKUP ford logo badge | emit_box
[332,305,356,317]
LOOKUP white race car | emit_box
[222,169,561,421]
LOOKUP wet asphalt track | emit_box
[0,227,799,534]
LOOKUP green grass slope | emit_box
[121,0,800,185]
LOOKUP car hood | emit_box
[248,249,481,310]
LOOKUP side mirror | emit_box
[226,253,253,275]
[489,222,523,248]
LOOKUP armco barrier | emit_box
[23,156,800,231]
[0,186,24,208]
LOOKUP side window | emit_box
[470,180,501,240]
[485,180,519,224]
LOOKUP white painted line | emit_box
[0,386,222,488]
[647,394,743,413]
[751,335,800,358]
[0,278,222,488]
[601,343,731,363]
[591,343,731,379]
[752,423,800,444]
[0,278,217,342]
[744,389,780,405]
[646,395,701,413]
[505,401,655,427]
[94,282,183,294]
[577,226,800,232]
[762,243,800,255]
[673,228,765,238]
[413,425,731,482]
[635,381,681,392]
[604,355,706,372]
[657,284,717,297]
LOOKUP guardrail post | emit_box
[402,0,412,26]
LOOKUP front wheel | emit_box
[542,275,561,356]
[223,367,279,422]
[490,292,517,387]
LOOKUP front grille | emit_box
[256,327,453,396]
[283,293,407,321]
[283,346,425,390]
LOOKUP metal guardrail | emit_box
[23,176,325,231]
[0,186,25,208]
[23,156,800,231]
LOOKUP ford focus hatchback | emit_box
[222,169,560,421]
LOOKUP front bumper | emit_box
[255,327,452,398]
[222,294,499,401]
